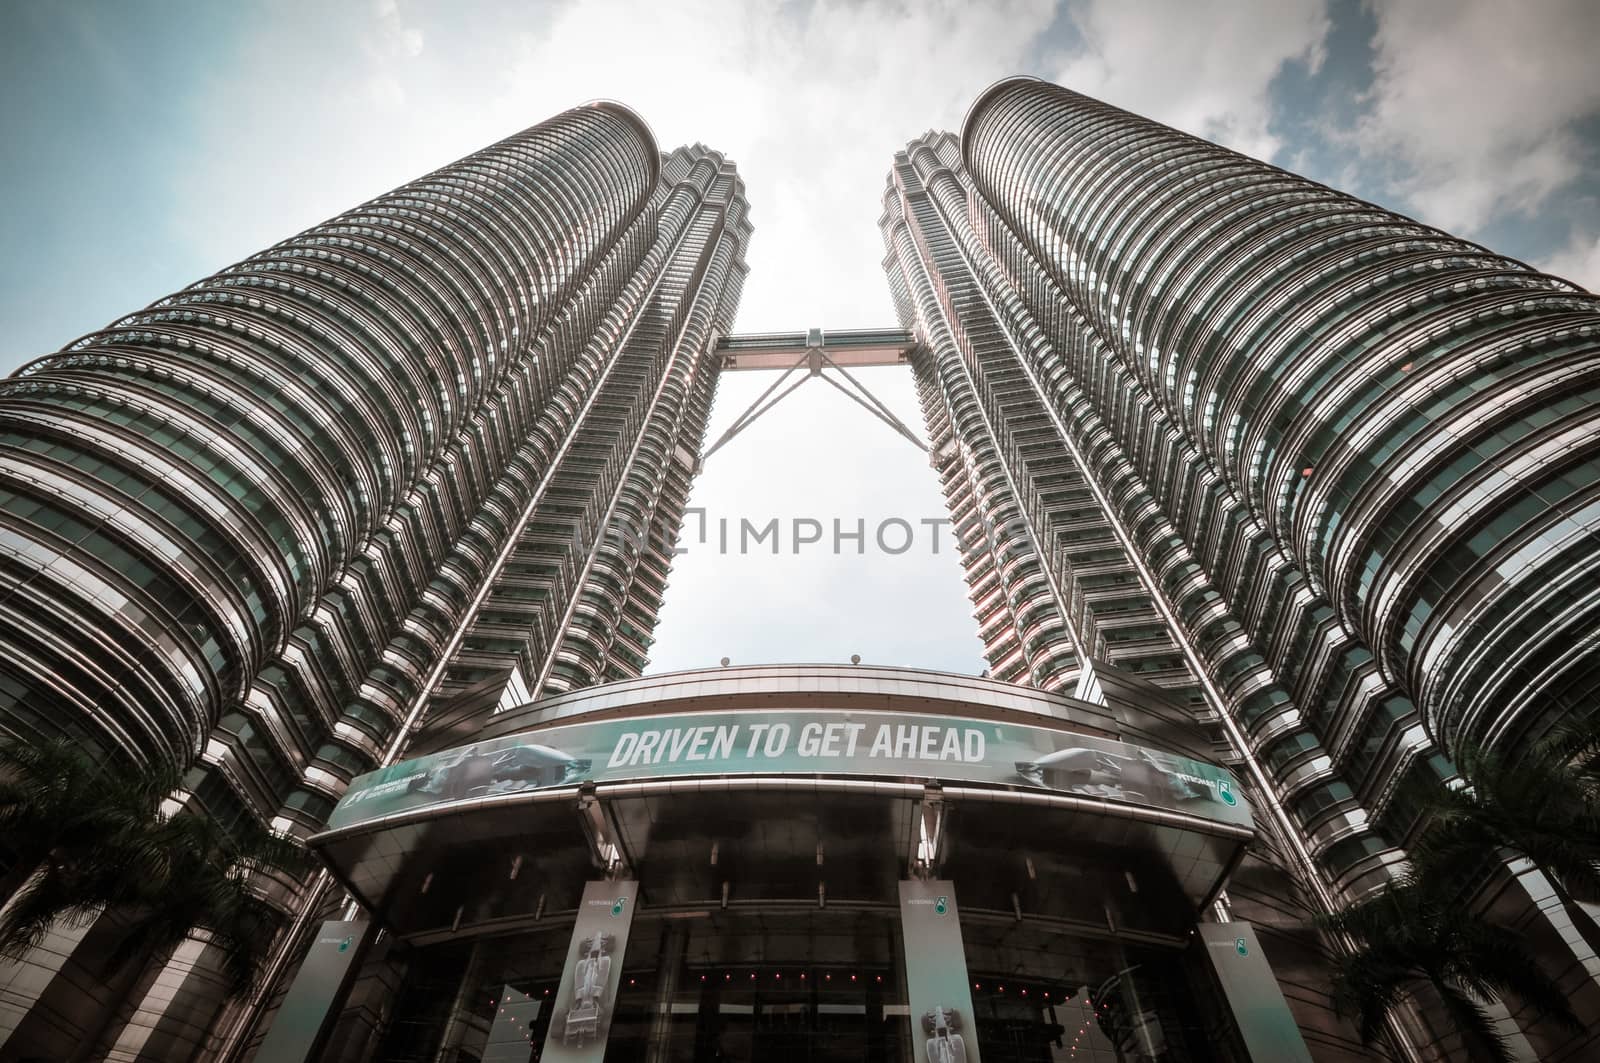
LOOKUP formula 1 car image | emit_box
[1014,746,1210,805]
[406,742,593,801]
[920,1005,968,1063]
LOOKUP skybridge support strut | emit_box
[699,327,927,467]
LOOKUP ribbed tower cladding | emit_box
[0,104,750,844]
[884,77,1600,1058]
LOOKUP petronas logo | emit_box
[1234,937,1248,956]
[935,896,948,915]
[612,897,627,917]
[1219,780,1237,807]
[338,936,352,953]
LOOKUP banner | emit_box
[899,880,981,1063]
[542,880,639,1062]
[255,919,369,1063]
[326,707,1248,833]
[1197,922,1312,1063]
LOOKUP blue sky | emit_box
[3,0,1597,676]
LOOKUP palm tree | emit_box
[0,738,177,954]
[113,811,307,995]
[1318,872,1581,1062]
[1419,717,1600,953]
[0,736,306,1060]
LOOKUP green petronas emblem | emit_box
[935,896,948,915]
[612,897,627,917]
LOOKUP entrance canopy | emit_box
[309,666,1254,945]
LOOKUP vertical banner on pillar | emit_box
[1198,922,1313,1063]
[541,880,638,1062]
[256,919,369,1063]
[899,880,982,1063]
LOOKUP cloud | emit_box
[1541,229,1600,293]
[374,0,424,57]
[1051,0,1331,161]
[483,0,1059,675]
[493,0,1061,332]
[1355,0,1600,234]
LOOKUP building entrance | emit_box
[356,908,1229,1063]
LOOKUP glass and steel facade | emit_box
[883,77,1600,1059]
[0,103,750,1061]
[0,103,749,830]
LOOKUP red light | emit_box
[850,974,857,981]
[825,974,831,981]
[700,975,706,982]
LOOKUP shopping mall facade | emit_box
[278,664,1308,1063]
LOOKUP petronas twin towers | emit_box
[2,77,1598,1062]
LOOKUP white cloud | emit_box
[1357,0,1600,233]
[478,0,1056,673]
[1052,0,1330,161]
[492,0,1061,332]
[1541,229,1600,293]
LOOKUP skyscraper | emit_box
[0,103,750,1058]
[883,76,1600,1057]
[0,102,748,827]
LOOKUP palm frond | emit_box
[1328,951,1410,1045]
[1455,918,1584,1032]
[1435,978,1513,1063]
[0,866,104,960]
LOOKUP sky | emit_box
[2,0,1597,678]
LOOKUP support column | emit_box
[1196,921,1313,1063]
[540,879,639,1061]
[644,920,687,1062]
[254,919,373,1063]
[898,880,981,1063]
